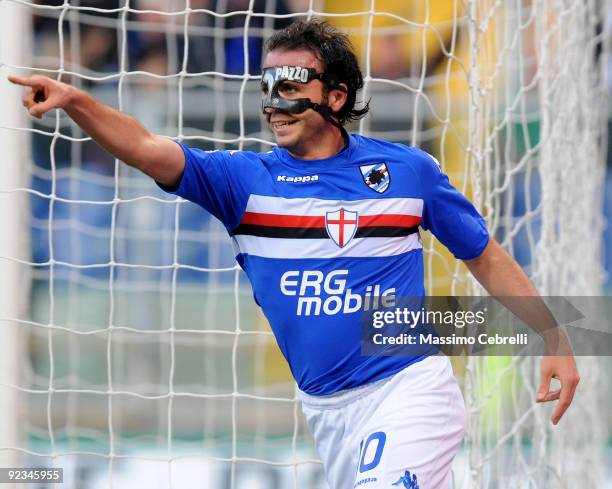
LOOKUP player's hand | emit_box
[536,332,580,425]
[8,74,74,119]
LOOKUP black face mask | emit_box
[260,65,347,127]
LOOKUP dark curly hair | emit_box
[263,18,370,126]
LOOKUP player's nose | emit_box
[263,106,291,120]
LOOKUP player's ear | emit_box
[329,83,348,113]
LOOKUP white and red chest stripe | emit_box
[231,195,423,259]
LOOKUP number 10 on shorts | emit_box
[358,431,387,473]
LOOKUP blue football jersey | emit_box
[158,134,489,395]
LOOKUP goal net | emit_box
[0,0,609,488]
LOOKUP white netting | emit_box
[463,2,609,488]
[0,0,609,488]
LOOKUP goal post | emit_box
[0,1,609,488]
[0,0,31,474]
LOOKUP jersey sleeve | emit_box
[416,149,490,260]
[157,143,253,230]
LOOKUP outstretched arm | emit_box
[8,74,184,188]
[463,238,580,425]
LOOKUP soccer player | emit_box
[9,19,579,489]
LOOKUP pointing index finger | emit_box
[8,75,39,87]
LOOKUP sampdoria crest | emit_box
[360,162,390,193]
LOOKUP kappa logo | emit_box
[276,174,319,183]
[392,470,419,489]
[360,162,390,193]
[325,208,358,247]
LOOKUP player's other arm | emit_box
[463,238,580,425]
[8,74,184,188]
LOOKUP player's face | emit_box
[262,49,336,156]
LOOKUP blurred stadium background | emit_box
[0,0,611,488]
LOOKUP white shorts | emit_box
[299,355,466,489]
